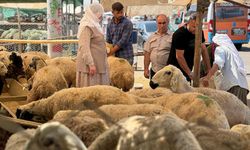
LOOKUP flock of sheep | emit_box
[0,49,250,150]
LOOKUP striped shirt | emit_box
[106,16,134,60]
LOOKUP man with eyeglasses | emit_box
[106,2,134,65]
[167,13,211,82]
[144,14,172,80]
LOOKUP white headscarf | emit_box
[212,33,246,75]
[77,3,104,38]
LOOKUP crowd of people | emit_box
[76,2,249,105]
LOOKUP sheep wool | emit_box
[53,104,170,124]
[52,116,108,147]
[17,85,138,121]
[27,65,68,102]
[151,65,250,127]
[108,56,134,92]
[89,113,202,150]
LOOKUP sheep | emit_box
[53,104,170,124]
[128,87,172,98]
[5,129,36,150]
[188,123,250,150]
[52,116,108,147]
[108,56,134,92]
[25,122,87,150]
[231,124,250,134]
[150,65,250,127]
[128,88,230,129]
[0,61,8,94]
[29,56,76,87]
[5,52,26,81]
[27,65,68,102]
[16,85,138,122]
[0,51,11,67]
[21,52,50,79]
[89,113,202,150]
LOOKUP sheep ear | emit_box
[170,70,179,92]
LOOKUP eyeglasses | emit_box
[158,22,166,25]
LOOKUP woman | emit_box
[76,3,110,87]
[203,33,249,105]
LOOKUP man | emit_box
[203,34,249,105]
[144,14,172,80]
[106,2,134,65]
[167,13,211,81]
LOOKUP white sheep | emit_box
[53,104,170,123]
[27,65,68,102]
[16,85,138,122]
[25,122,87,150]
[108,56,134,92]
[5,129,36,150]
[150,65,250,127]
[89,113,203,150]
[128,87,230,129]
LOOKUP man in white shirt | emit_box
[203,33,249,105]
[144,14,172,80]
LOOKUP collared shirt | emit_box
[144,31,172,72]
[214,46,248,91]
[106,16,134,60]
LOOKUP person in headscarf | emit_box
[76,3,110,87]
[203,33,249,105]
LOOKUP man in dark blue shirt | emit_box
[106,2,134,65]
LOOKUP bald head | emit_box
[156,14,169,34]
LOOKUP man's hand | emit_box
[201,76,209,87]
[144,69,149,79]
[89,65,96,76]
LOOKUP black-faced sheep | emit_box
[150,65,250,127]
[27,65,68,102]
[16,85,138,122]
[89,113,203,150]
[108,56,134,92]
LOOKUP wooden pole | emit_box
[17,7,22,53]
[193,0,209,87]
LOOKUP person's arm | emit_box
[202,63,219,87]
[201,43,211,73]
[110,21,133,55]
[143,38,151,79]
[176,49,193,79]
[144,51,151,78]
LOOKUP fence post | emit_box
[47,0,63,58]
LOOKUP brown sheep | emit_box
[108,56,134,92]
[27,65,68,102]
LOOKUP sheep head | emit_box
[29,56,46,71]
[150,65,193,93]
[0,61,8,76]
[25,122,87,150]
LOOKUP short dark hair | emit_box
[189,13,197,21]
[112,2,124,11]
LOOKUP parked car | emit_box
[134,21,157,49]
[134,21,175,49]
